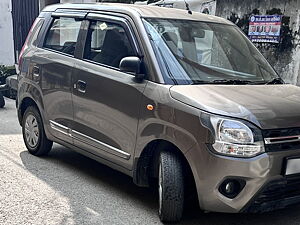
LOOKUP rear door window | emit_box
[44,17,82,56]
[83,20,136,68]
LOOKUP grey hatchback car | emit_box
[18,3,300,223]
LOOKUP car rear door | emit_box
[33,11,86,143]
[71,13,148,169]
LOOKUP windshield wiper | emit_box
[191,80,213,85]
[211,79,263,85]
[191,79,261,85]
[266,78,284,85]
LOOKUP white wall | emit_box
[0,0,15,66]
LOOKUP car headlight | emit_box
[201,114,264,157]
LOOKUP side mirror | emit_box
[119,56,141,74]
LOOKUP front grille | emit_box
[263,128,300,152]
[263,128,300,138]
[244,176,300,213]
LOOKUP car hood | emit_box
[169,84,300,129]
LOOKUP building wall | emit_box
[0,0,15,66]
[12,0,40,63]
[216,0,300,85]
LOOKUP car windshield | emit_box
[143,18,280,85]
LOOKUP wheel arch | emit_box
[133,139,198,199]
[18,96,42,126]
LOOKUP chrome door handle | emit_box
[75,80,87,93]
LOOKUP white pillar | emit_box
[0,0,14,66]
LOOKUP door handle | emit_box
[32,66,40,77]
[75,80,87,93]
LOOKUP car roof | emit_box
[42,3,232,25]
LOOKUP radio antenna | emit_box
[183,0,192,15]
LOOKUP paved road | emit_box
[1,97,300,225]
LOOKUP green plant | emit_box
[0,65,16,84]
[0,65,16,77]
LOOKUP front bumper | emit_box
[243,176,300,213]
[185,143,300,213]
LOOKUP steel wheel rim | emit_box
[158,162,163,215]
[24,114,39,148]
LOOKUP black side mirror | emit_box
[119,56,143,78]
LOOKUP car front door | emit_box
[71,14,147,169]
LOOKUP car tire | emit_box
[158,151,184,223]
[0,93,5,108]
[22,106,53,156]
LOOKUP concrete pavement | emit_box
[1,97,300,225]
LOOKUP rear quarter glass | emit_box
[29,19,45,47]
[18,18,44,71]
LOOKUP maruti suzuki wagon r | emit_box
[18,3,300,222]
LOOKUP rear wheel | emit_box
[22,106,53,156]
[0,93,5,108]
[158,151,184,223]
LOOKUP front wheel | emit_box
[22,106,53,156]
[158,151,184,223]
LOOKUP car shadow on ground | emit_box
[20,145,300,225]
